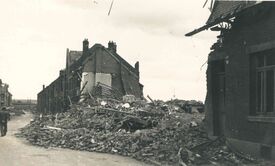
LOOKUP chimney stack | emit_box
[43,85,45,90]
[135,61,139,72]
[108,41,117,53]
[83,39,89,53]
[135,61,140,77]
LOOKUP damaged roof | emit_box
[185,0,263,36]
[70,43,139,77]
[67,50,82,67]
[103,47,139,77]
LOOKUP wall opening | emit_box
[211,60,226,136]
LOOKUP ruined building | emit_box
[0,79,12,108]
[186,1,275,159]
[37,39,143,114]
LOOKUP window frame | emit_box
[255,51,275,115]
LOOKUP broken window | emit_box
[254,51,275,114]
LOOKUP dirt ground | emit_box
[0,113,149,166]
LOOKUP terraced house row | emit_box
[37,39,143,114]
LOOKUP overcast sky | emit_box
[0,0,218,101]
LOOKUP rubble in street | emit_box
[4,106,25,117]
[17,97,260,166]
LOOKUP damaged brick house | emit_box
[186,1,275,159]
[0,79,12,108]
[37,39,143,114]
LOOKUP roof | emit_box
[102,47,139,77]
[185,0,263,36]
[207,1,261,24]
[69,43,139,77]
[121,67,142,97]
[67,50,82,67]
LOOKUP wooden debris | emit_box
[18,98,259,165]
[108,0,114,16]
[43,126,62,131]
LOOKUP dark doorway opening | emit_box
[211,60,225,136]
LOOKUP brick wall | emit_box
[37,42,143,113]
[206,2,275,145]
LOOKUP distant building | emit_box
[37,39,143,114]
[0,79,12,108]
[12,99,37,110]
[186,1,275,160]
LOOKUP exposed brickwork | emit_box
[37,40,143,114]
[206,2,275,158]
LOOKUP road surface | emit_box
[0,113,149,166]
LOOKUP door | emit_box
[218,73,225,135]
[213,72,225,136]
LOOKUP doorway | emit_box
[212,60,226,136]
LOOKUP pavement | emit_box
[0,113,149,166]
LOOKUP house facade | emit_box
[186,1,275,159]
[0,79,12,108]
[37,39,143,114]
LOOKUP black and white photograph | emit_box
[0,0,274,165]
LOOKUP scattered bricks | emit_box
[123,95,136,103]
[17,98,259,165]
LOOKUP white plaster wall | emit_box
[81,72,95,94]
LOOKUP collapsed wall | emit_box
[37,39,143,114]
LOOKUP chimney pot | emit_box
[108,41,117,53]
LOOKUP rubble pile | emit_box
[7,107,25,116]
[18,98,258,165]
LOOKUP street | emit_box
[0,113,149,166]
